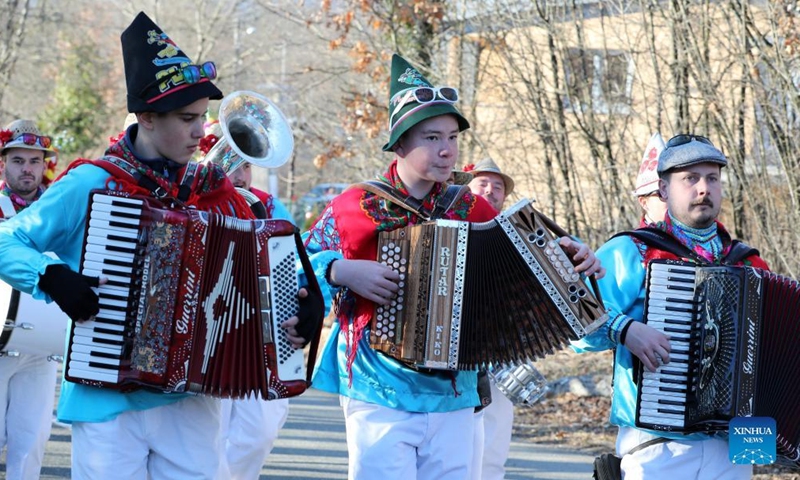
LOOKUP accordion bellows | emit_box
[371,199,608,370]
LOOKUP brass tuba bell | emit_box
[202,90,294,174]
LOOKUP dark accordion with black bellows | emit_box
[371,199,608,370]
[636,260,800,466]
[65,190,319,400]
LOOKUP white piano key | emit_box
[70,342,123,357]
[83,259,133,275]
[92,194,144,207]
[69,351,122,366]
[639,400,686,413]
[91,201,144,217]
[638,414,685,427]
[74,325,123,342]
[71,336,124,350]
[66,365,120,384]
[88,226,138,240]
[88,210,141,226]
[88,218,140,232]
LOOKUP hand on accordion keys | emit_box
[329,259,400,306]
[557,237,605,279]
[38,264,104,323]
[281,287,325,349]
[623,321,672,372]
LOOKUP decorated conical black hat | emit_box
[121,11,222,113]
[383,54,469,151]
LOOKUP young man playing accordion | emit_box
[303,54,602,480]
[0,12,317,479]
[572,135,769,479]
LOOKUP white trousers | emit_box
[617,426,753,480]
[0,354,58,480]
[71,396,222,480]
[341,397,475,480]
[478,381,514,480]
[218,397,290,479]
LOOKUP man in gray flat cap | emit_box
[572,134,768,479]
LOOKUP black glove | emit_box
[38,264,100,322]
[294,286,325,347]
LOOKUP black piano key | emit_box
[90,350,122,360]
[93,327,122,335]
[658,398,686,406]
[106,244,137,255]
[659,386,687,393]
[88,361,120,370]
[103,258,134,268]
[105,279,130,288]
[108,210,142,220]
[98,303,127,312]
[659,369,686,376]
[92,337,124,346]
[101,269,132,278]
[95,318,126,327]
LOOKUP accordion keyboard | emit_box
[637,261,698,428]
[68,194,145,383]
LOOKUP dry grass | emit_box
[512,349,799,479]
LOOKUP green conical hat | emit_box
[382,54,469,152]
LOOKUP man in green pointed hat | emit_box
[303,53,499,479]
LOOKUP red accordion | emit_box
[65,191,320,400]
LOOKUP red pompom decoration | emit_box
[0,129,13,146]
[198,134,219,155]
[463,163,475,172]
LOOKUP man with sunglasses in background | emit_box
[0,119,59,480]
[0,12,317,479]
[573,134,768,479]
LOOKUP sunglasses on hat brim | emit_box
[665,134,714,149]
[138,62,217,97]
[389,86,459,126]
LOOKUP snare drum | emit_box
[1,281,69,360]
[488,360,548,406]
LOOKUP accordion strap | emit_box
[614,228,759,266]
[351,180,469,221]
[613,228,709,265]
[292,230,325,385]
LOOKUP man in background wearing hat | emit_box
[464,157,515,480]
[572,134,768,479]
[0,119,59,480]
[0,12,316,479]
[464,157,514,212]
[634,133,668,226]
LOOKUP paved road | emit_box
[10,389,594,479]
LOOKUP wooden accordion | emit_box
[65,191,319,400]
[636,260,800,466]
[371,199,608,370]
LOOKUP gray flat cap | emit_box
[657,137,727,173]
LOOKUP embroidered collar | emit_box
[0,182,44,213]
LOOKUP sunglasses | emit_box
[665,134,714,149]
[17,133,52,149]
[139,62,217,96]
[389,86,459,125]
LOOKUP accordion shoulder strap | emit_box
[351,180,469,221]
[722,240,760,265]
[612,228,709,265]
